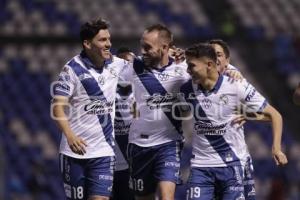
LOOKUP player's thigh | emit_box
[127,143,156,196]
[85,156,115,199]
[218,166,245,200]
[59,154,86,200]
[154,141,182,184]
[186,168,215,200]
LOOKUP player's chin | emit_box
[101,51,111,59]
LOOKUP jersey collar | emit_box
[80,51,113,72]
[197,74,224,96]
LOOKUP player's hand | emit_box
[67,133,87,155]
[231,114,246,128]
[225,69,243,83]
[272,149,288,166]
[169,46,185,64]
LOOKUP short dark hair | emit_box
[80,18,110,43]
[208,39,230,58]
[145,24,173,46]
[185,43,217,63]
[116,47,132,56]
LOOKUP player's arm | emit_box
[237,80,287,166]
[259,104,288,166]
[52,96,87,155]
[293,83,300,105]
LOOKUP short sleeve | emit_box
[52,65,76,97]
[237,79,268,112]
[118,60,133,82]
[226,64,239,71]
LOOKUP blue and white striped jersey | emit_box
[120,58,190,147]
[52,52,130,159]
[180,75,267,167]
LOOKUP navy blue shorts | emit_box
[187,166,245,200]
[59,154,115,199]
[127,141,182,196]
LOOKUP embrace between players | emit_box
[51,18,288,200]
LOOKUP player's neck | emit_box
[86,52,106,69]
[199,71,219,91]
[158,54,169,68]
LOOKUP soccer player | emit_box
[111,48,135,200]
[209,39,256,200]
[293,83,300,105]
[208,39,243,80]
[180,43,288,200]
[119,24,190,200]
[51,19,130,200]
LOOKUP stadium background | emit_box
[0,0,300,199]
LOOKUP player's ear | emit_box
[83,39,91,49]
[226,56,230,65]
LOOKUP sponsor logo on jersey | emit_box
[245,87,256,102]
[99,175,113,181]
[63,66,69,72]
[84,99,114,115]
[164,161,180,167]
[146,93,176,109]
[58,72,70,82]
[194,121,227,135]
[55,82,70,92]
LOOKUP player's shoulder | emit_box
[108,56,129,68]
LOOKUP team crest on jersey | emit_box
[201,98,212,109]
[226,153,234,162]
[98,75,105,85]
[158,72,169,81]
[109,68,118,78]
[174,67,184,76]
[219,94,229,105]
[78,73,92,81]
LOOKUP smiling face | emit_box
[186,56,210,84]
[140,30,166,67]
[211,43,229,73]
[83,29,112,60]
